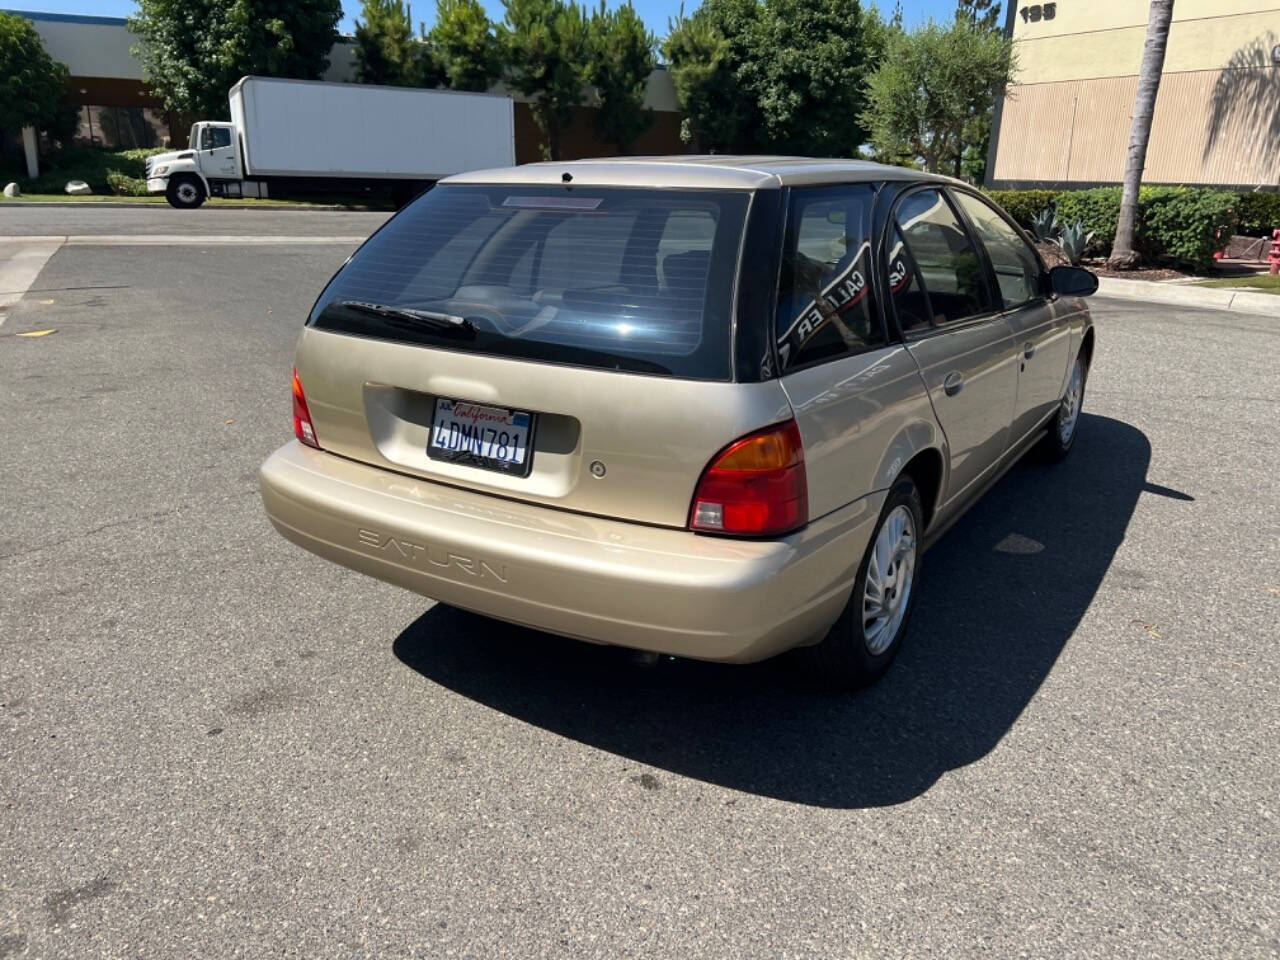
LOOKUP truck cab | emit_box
[146,121,250,208]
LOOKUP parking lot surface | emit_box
[1,210,1276,958]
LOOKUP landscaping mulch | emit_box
[1034,241,1195,281]
[1085,262,1191,281]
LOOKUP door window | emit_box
[200,127,232,150]
[894,189,994,328]
[775,185,884,371]
[953,191,1044,308]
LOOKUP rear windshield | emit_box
[310,185,751,379]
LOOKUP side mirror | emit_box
[1049,265,1099,297]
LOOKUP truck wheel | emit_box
[166,176,206,209]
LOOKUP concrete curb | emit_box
[1096,276,1276,317]
[0,201,364,212]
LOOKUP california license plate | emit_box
[428,398,534,475]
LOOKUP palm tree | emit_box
[1109,0,1175,269]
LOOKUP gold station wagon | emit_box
[260,157,1097,687]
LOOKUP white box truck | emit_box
[145,76,516,209]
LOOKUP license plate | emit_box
[427,398,534,476]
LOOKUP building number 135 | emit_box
[1020,3,1057,22]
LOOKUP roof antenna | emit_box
[561,172,573,183]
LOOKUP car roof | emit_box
[443,156,961,190]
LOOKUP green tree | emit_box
[499,0,590,160]
[956,0,1002,32]
[129,0,342,119]
[862,17,1015,176]
[0,11,71,140]
[355,0,427,86]
[586,2,655,153]
[955,0,1003,180]
[863,1,904,65]
[737,0,872,156]
[665,0,876,156]
[430,0,503,91]
[662,4,752,151]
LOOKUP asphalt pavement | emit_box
[0,210,1276,958]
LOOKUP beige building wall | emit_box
[989,0,1280,189]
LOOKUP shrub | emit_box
[1051,187,1121,253]
[1232,192,1280,237]
[984,189,1057,229]
[1140,187,1235,271]
[23,146,167,194]
[105,169,148,196]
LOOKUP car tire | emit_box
[806,476,923,690]
[166,176,206,209]
[1038,352,1087,462]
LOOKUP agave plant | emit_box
[1030,207,1059,243]
[1055,221,1095,266]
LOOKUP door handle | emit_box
[942,371,964,397]
[1024,341,1036,359]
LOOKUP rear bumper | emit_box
[259,441,882,663]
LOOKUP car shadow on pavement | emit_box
[393,413,1152,809]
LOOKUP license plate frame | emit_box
[427,397,537,477]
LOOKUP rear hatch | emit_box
[296,183,791,529]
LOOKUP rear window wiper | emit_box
[337,300,475,334]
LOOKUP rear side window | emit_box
[895,189,994,328]
[886,227,931,334]
[775,185,885,372]
[310,185,750,380]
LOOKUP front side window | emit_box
[310,185,750,380]
[200,126,232,150]
[775,185,885,372]
[953,191,1044,308]
[895,189,994,328]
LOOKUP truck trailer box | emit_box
[229,76,516,180]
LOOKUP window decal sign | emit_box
[776,240,874,368]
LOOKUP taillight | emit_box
[292,367,320,448]
[690,419,807,536]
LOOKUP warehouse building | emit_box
[987,0,1280,191]
[7,9,683,162]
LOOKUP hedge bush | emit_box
[983,189,1057,229]
[1052,187,1122,253]
[22,146,166,195]
[1232,193,1280,237]
[1140,188,1235,271]
[987,185,1251,271]
[104,169,148,196]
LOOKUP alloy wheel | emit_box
[862,505,917,655]
[1059,357,1084,445]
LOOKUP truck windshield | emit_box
[309,184,750,380]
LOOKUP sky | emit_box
[4,0,963,37]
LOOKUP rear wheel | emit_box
[1039,353,1087,461]
[166,175,205,209]
[806,477,923,689]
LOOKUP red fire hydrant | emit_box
[1271,229,1280,276]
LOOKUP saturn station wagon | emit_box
[259,157,1098,687]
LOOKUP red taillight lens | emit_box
[690,419,808,536]
[292,367,320,448]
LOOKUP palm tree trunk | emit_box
[1109,0,1174,269]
